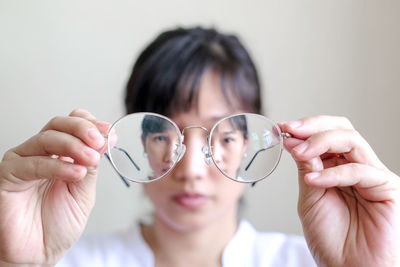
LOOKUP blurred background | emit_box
[0,0,399,236]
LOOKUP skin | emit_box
[0,109,107,265]
[210,118,249,180]
[281,117,400,267]
[143,129,179,178]
[141,71,247,267]
[0,71,399,266]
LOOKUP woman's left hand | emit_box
[280,115,400,267]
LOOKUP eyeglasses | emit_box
[104,112,289,187]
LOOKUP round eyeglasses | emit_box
[104,113,289,187]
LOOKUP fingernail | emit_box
[307,172,320,180]
[287,120,302,129]
[88,128,105,147]
[96,121,111,129]
[293,142,308,154]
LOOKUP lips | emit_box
[172,193,210,210]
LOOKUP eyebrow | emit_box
[221,130,237,135]
[207,114,230,124]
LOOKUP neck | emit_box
[142,213,239,267]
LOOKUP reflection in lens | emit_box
[142,115,180,179]
[210,114,282,183]
[107,113,181,183]
[210,115,249,180]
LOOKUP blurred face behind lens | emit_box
[211,117,248,180]
[142,125,179,179]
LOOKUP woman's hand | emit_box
[281,116,400,267]
[0,109,109,265]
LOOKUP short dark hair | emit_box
[141,114,174,139]
[124,26,261,116]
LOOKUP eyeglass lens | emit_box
[107,113,283,184]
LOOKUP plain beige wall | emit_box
[1,1,399,236]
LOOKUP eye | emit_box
[223,137,235,143]
[153,135,167,142]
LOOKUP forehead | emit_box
[171,70,244,128]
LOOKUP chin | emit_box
[157,210,218,233]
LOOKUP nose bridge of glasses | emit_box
[179,126,211,165]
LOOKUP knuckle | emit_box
[337,116,354,129]
[312,115,330,123]
[68,142,85,158]
[37,130,52,150]
[32,156,56,180]
[31,157,45,179]
[74,119,97,139]
[69,108,87,117]
[349,163,363,176]
[0,161,8,179]
[350,129,362,139]
[75,117,92,131]
[48,116,64,128]
[345,129,364,146]
[69,108,96,121]
[2,149,17,161]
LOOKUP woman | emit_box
[0,27,399,267]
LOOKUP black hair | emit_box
[141,115,174,139]
[125,26,261,116]
[229,115,248,139]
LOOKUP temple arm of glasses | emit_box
[248,133,291,188]
[244,142,280,171]
[104,153,130,188]
[113,146,141,171]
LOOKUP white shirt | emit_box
[57,220,316,267]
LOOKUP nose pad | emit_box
[201,145,212,165]
[173,144,186,162]
[172,144,211,165]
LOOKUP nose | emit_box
[163,140,176,165]
[171,130,209,182]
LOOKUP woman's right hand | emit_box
[0,109,109,265]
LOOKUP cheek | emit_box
[143,183,166,205]
[216,179,246,203]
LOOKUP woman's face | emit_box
[143,128,179,178]
[210,117,249,179]
[143,70,247,232]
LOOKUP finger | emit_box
[304,163,399,201]
[41,116,105,150]
[291,129,385,169]
[95,121,112,135]
[283,136,303,152]
[69,108,111,135]
[283,137,341,160]
[69,108,112,154]
[13,130,100,166]
[69,108,97,121]
[1,156,87,187]
[295,156,327,210]
[280,115,354,140]
[95,121,113,154]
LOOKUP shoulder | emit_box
[223,220,316,267]
[56,222,153,267]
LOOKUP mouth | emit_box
[171,192,210,210]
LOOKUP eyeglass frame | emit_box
[104,112,291,188]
